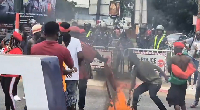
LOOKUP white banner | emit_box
[137,54,166,71]
[91,50,112,68]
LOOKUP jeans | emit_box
[132,82,166,110]
[188,59,199,85]
[78,79,88,109]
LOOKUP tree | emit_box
[149,0,197,32]
[56,0,77,21]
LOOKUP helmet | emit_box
[156,25,164,30]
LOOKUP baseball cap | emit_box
[32,24,42,34]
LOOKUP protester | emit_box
[69,26,108,110]
[166,42,196,110]
[129,52,168,110]
[31,21,74,75]
[1,31,23,110]
[27,24,42,55]
[183,31,200,89]
[60,22,84,110]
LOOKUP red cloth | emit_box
[1,48,22,77]
[13,31,23,41]
[196,18,200,32]
[31,41,74,74]
[172,63,196,79]
[79,41,97,79]
[173,42,184,48]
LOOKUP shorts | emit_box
[166,83,187,106]
[65,80,78,107]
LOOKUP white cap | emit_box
[156,25,164,30]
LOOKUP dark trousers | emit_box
[132,82,166,110]
[78,79,88,109]
[194,75,200,103]
[1,77,17,110]
[188,59,199,85]
[13,76,20,96]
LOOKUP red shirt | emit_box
[79,41,97,79]
[1,47,22,77]
[31,41,74,74]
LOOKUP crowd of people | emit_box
[0,21,109,110]
[0,19,200,110]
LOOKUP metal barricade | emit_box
[91,46,115,73]
[128,48,172,74]
[90,46,172,76]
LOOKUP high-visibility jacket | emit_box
[86,31,92,38]
[154,35,165,49]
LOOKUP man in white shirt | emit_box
[61,22,83,110]
[183,31,200,108]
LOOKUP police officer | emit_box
[136,24,150,49]
[153,25,168,50]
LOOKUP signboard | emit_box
[89,0,112,15]
[137,54,166,71]
[109,1,120,17]
[91,50,112,68]
[134,0,147,24]
[23,0,57,16]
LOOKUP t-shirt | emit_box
[31,41,74,74]
[186,37,200,60]
[65,37,82,80]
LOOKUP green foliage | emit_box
[149,0,198,32]
[56,0,77,20]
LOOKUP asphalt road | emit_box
[0,82,199,110]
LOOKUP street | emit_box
[0,81,199,110]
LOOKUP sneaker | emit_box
[193,85,196,89]
[14,95,21,101]
[190,102,198,108]
[188,85,193,90]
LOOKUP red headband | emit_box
[59,26,70,32]
[13,31,23,41]
[173,42,184,48]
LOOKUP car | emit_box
[167,33,188,47]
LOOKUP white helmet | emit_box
[156,25,164,30]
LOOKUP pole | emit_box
[198,0,200,18]
[96,0,101,24]
[139,0,143,26]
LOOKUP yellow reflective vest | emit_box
[154,35,165,49]
[86,31,92,38]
